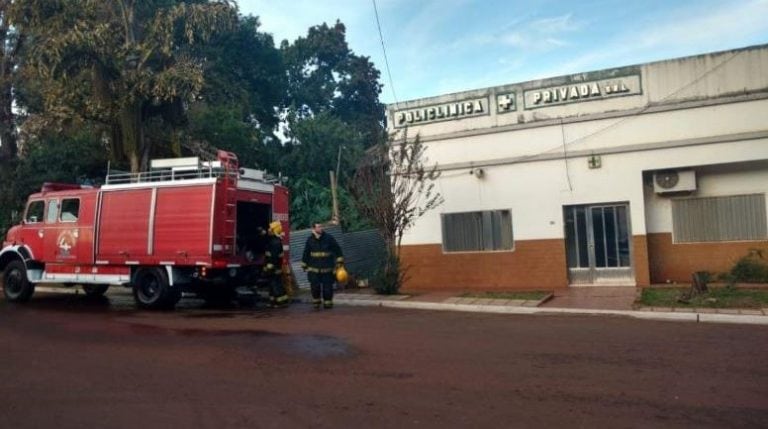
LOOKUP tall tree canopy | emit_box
[10,0,238,172]
[274,21,386,229]
[281,21,385,148]
[0,3,387,234]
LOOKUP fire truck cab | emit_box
[0,151,290,309]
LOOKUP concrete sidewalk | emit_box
[330,289,768,326]
[32,285,768,325]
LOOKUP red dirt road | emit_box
[1,292,768,428]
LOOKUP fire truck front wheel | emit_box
[3,260,35,303]
[132,268,180,309]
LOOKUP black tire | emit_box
[3,260,35,303]
[132,268,180,309]
[82,284,109,297]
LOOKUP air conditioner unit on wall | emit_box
[653,169,696,194]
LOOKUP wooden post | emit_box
[330,170,340,225]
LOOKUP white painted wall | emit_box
[404,138,768,245]
[418,98,768,167]
[391,45,768,248]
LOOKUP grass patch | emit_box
[461,291,550,301]
[640,287,768,309]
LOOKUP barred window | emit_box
[672,194,767,243]
[442,210,513,252]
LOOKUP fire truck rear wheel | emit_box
[3,260,35,303]
[132,268,179,309]
[82,284,109,297]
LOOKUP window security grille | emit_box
[672,194,767,243]
[442,210,513,252]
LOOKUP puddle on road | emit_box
[6,291,357,360]
[121,322,356,359]
[284,334,355,358]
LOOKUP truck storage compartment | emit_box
[97,189,153,259]
[236,201,271,260]
[153,185,214,259]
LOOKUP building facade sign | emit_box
[524,74,642,109]
[496,93,516,114]
[393,97,488,128]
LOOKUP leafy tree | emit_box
[274,112,368,230]
[280,112,364,184]
[281,21,385,146]
[277,23,386,229]
[289,177,371,231]
[0,129,107,236]
[351,133,443,294]
[186,104,263,168]
[10,0,237,172]
[198,15,285,132]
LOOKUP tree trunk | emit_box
[119,101,144,173]
[0,11,15,162]
[0,83,14,161]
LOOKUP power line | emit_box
[372,0,399,106]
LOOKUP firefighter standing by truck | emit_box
[265,221,290,308]
[302,222,344,309]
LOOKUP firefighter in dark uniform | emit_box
[302,222,343,309]
[264,221,289,308]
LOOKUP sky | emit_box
[241,0,768,105]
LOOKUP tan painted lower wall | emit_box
[399,239,569,291]
[633,235,651,287]
[399,235,651,291]
[647,233,768,283]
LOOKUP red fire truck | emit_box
[0,150,290,309]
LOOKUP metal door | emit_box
[564,204,633,285]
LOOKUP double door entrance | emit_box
[564,204,634,285]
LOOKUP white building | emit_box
[387,44,768,291]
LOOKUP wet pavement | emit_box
[2,288,768,428]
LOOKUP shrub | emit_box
[729,249,768,283]
[370,253,403,295]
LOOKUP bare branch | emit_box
[351,130,443,293]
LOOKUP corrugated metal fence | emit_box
[289,225,386,289]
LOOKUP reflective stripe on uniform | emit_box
[306,267,333,273]
[310,251,331,257]
[336,257,344,263]
[276,295,289,303]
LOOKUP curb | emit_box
[334,298,768,326]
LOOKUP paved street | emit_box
[2,290,768,428]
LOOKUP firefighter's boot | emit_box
[275,294,290,308]
[323,300,333,309]
[313,298,321,310]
